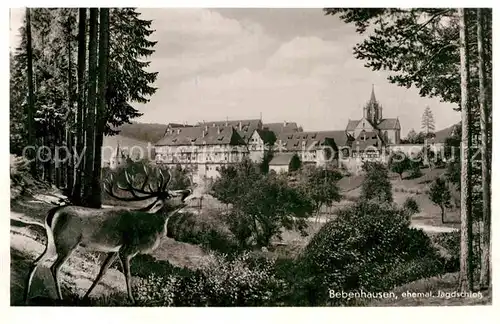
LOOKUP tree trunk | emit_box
[458,8,474,292]
[82,8,99,206]
[25,8,37,178]
[477,8,491,290]
[441,204,446,224]
[72,8,87,204]
[66,14,74,195]
[55,122,61,188]
[89,8,110,208]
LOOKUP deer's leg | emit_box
[24,242,52,303]
[83,252,118,299]
[50,246,76,300]
[118,249,135,303]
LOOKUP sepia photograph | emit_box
[8,6,493,308]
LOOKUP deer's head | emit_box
[104,165,193,215]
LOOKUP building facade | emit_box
[343,86,401,161]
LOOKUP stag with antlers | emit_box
[24,166,193,304]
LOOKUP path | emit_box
[308,215,458,233]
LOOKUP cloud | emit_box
[139,8,276,82]
[266,36,341,74]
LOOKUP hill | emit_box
[111,122,168,144]
[433,123,460,143]
[102,134,154,163]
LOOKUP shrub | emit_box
[212,159,314,248]
[360,161,393,203]
[296,200,443,305]
[298,166,342,215]
[133,252,287,306]
[428,177,452,224]
[167,210,241,255]
[403,197,420,216]
[388,152,411,180]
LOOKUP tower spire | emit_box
[370,84,376,103]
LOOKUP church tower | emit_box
[363,85,382,125]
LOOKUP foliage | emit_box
[289,154,302,172]
[10,8,158,197]
[297,200,444,305]
[133,252,287,306]
[408,160,423,179]
[421,106,436,135]
[403,196,420,216]
[360,161,393,203]
[324,8,491,109]
[211,158,314,248]
[211,157,261,205]
[428,177,452,222]
[400,130,428,144]
[299,166,342,214]
[167,210,241,255]
[236,173,314,247]
[105,8,158,135]
[388,152,411,179]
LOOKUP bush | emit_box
[212,159,314,248]
[133,252,287,306]
[360,161,393,203]
[403,197,420,216]
[296,200,443,305]
[167,210,241,255]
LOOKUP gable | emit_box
[346,120,360,131]
[354,118,375,131]
[377,118,400,130]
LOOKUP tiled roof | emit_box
[155,125,246,146]
[198,119,262,143]
[377,118,400,130]
[346,120,360,131]
[351,131,383,150]
[167,123,193,128]
[262,122,300,135]
[269,153,297,166]
[274,131,338,152]
[315,130,349,147]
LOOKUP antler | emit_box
[104,165,170,202]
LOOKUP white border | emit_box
[2,2,499,324]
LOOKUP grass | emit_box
[10,168,480,307]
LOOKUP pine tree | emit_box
[458,8,473,292]
[477,7,491,289]
[10,8,159,207]
[89,8,110,208]
[82,8,99,206]
[72,8,87,203]
[25,8,36,178]
[421,106,435,136]
[105,8,158,135]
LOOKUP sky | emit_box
[9,8,460,136]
